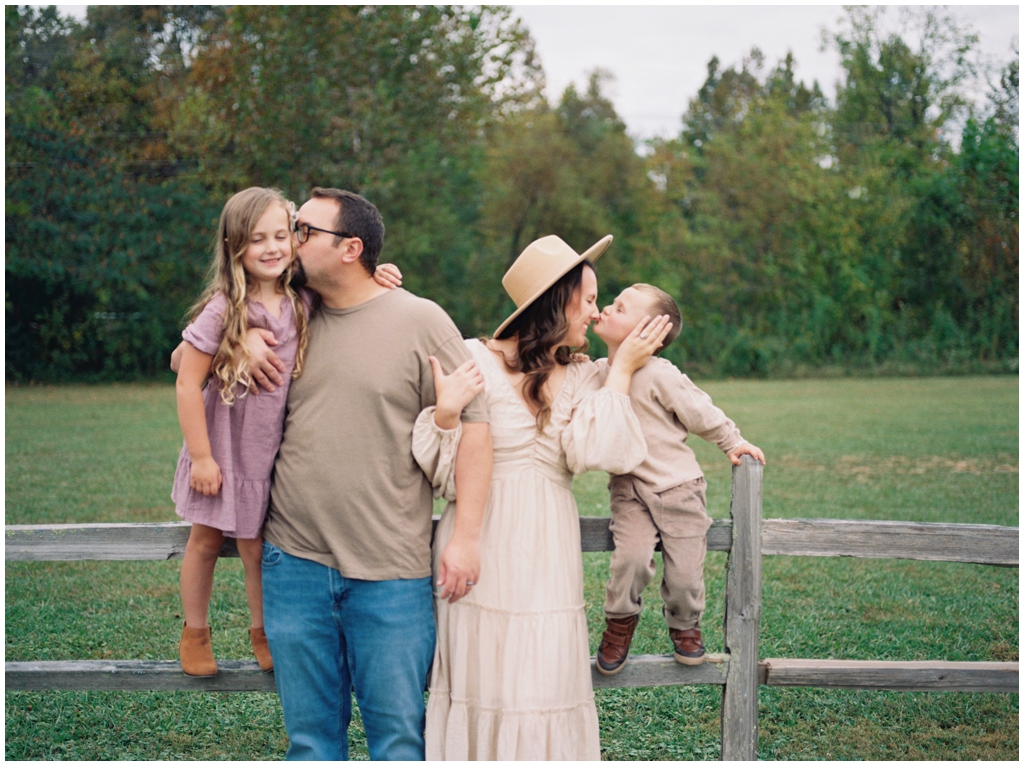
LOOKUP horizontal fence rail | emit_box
[6,660,279,693]
[760,658,1019,694]
[7,518,1018,567]
[9,656,1014,695]
[5,655,734,693]
[760,518,1019,566]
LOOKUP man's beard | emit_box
[289,258,308,289]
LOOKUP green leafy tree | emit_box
[171,5,541,330]
[826,7,1015,367]
[658,51,870,374]
[4,5,1017,380]
[6,5,218,381]
[5,122,218,380]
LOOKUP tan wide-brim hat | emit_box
[494,234,613,338]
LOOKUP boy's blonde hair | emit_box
[187,187,309,405]
[632,284,681,354]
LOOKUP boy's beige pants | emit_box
[603,474,712,631]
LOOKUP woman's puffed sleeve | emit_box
[412,407,462,501]
[561,363,647,475]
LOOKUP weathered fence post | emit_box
[721,455,763,760]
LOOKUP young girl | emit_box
[171,187,400,677]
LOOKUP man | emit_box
[252,188,491,760]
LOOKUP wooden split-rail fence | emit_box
[6,457,1019,760]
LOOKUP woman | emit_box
[415,234,671,760]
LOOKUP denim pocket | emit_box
[261,541,283,568]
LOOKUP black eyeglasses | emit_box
[295,223,356,244]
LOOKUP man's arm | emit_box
[170,341,187,373]
[435,421,492,603]
[172,331,285,393]
[245,327,286,392]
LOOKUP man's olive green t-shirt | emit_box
[263,288,488,580]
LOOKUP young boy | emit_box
[592,284,765,674]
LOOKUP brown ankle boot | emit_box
[597,615,639,676]
[670,627,705,666]
[249,626,274,672]
[179,622,218,677]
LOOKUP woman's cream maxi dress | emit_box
[415,339,647,760]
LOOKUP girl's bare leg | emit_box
[236,536,265,629]
[180,523,225,628]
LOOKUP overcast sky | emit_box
[512,3,1019,140]
[55,3,1019,142]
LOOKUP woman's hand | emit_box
[613,315,673,374]
[374,263,403,289]
[190,456,223,497]
[429,356,484,430]
[603,315,672,395]
[246,328,285,393]
[436,532,481,604]
[727,442,766,466]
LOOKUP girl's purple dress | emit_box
[171,292,302,539]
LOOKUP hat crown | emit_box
[501,235,581,308]
[493,232,612,338]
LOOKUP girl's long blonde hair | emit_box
[187,187,310,405]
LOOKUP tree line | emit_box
[5,5,1018,381]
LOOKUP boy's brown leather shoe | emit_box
[670,627,705,665]
[597,615,639,676]
[249,626,274,672]
[179,622,218,677]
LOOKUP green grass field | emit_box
[5,377,1019,760]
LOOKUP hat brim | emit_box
[493,235,613,339]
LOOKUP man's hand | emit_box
[374,263,403,289]
[246,328,285,393]
[170,341,187,373]
[436,531,481,604]
[728,442,766,466]
[429,356,484,430]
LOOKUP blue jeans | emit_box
[261,542,436,760]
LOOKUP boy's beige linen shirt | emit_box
[264,288,488,581]
[595,357,745,492]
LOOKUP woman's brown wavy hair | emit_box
[493,260,593,431]
[186,187,309,405]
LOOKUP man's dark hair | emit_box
[309,187,385,274]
